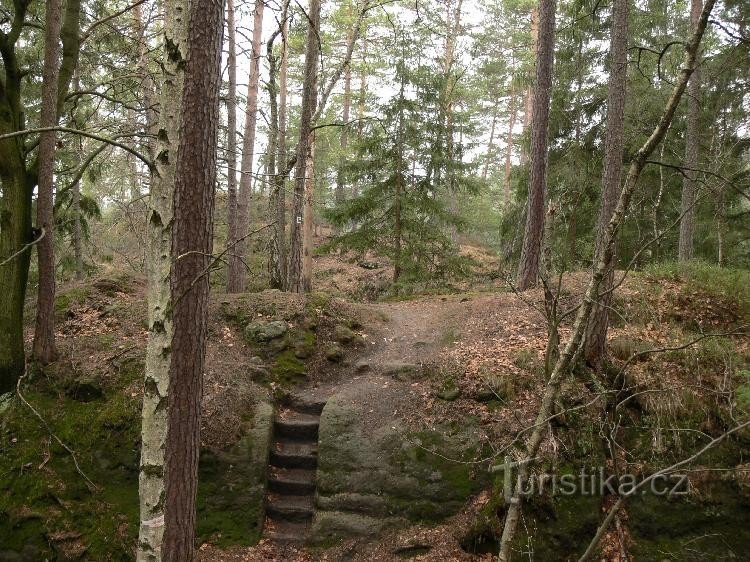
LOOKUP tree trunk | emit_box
[132,2,157,159]
[516,0,555,291]
[394,71,406,284]
[583,0,628,370]
[302,136,315,292]
[72,74,84,281]
[225,0,239,287]
[503,81,518,208]
[227,0,264,293]
[483,96,499,181]
[137,0,188,557]
[520,7,538,167]
[497,3,716,557]
[678,0,702,262]
[0,170,32,393]
[268,3,289,290]
[353,30,369,198]
[32,0,63,365]
[277,9,289,284]
[0,0,80,391]
[162,0,224,558]
[335,21,353,208]
[288,0,321,294]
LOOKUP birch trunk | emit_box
[137,0,188,557]
[32,0,63,365]
[516,0,555,290]
[227,0,264,293]
[132,2,157,159]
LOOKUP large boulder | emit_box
[244,320,288,343]
[312,379,486,542]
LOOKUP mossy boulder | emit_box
[333,324,356,344]
[244,320,288,343]
[312,383,485,542]
[324,344,344,363]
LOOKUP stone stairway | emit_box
[264,399,325,542]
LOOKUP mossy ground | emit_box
[0,374,265,558]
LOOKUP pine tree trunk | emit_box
[225,0,239,287]
[32,0,63,365]
[503,81,518,208]
[0,0,80,390]
[128,107,141,201]
[137,0,188,557]
[227,0,264,293]
[394,71,406,284]
[268,4,289,290]
[335,22,353,209]
[288,0,321,294]
[678,0,702,262]
[354,35,368,197]
[72,74,84,281]
[302,135,315,292]
[162,0,224,558]
[583,0,628,370]
[277,10,289,284]
[516,0,555,290]
[520,7,538,167]
[482,96,499,181]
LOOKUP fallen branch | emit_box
[0,227,45,267]
[578,418,750,561]
[16,366,98,491]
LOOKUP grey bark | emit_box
[137,0,188,557]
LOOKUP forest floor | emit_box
[4,238,749,561]
[197,244,750,561]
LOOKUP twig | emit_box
[16,366,98,491]
[0,127,153,169]
[0,227,45,267]
[578,418,750,561]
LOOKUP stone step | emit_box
[281,395,327,416]
[266,494,315,522]
[264,518,310,542]
[268,467,317,495]
[274,411,320,441]
[269,440,318,469]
